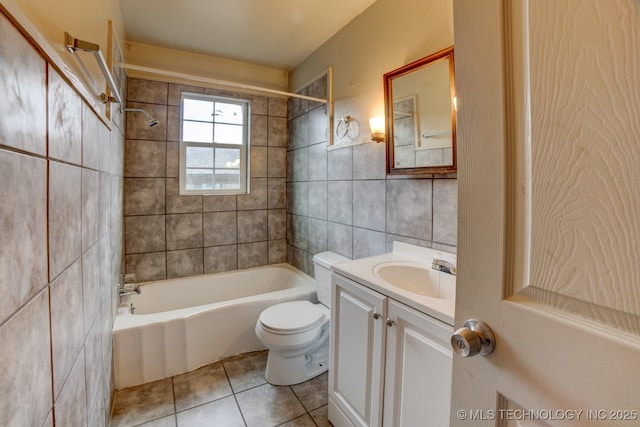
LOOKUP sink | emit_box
[373,261,447,298]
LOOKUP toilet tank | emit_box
[312,251,350,308]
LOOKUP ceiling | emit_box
[119,0,379,70]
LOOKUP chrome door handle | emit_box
[451,319,495,357]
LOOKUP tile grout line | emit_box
[170,375,178,425]
[287,385,322,427]
[221,361,249,427]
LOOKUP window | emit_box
[179,93,250,195]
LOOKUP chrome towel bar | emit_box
[64,32,122,105]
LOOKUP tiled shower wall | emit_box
[0,11,123,427]
[124,78,289,282]
[287,75,457,275]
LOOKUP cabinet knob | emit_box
[450,319,495,357]
[386,319,395,327]
[372,312,381,320]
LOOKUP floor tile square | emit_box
[310,405,331,426]
[139,415,177,426]
[235,383,306,427]
[290,372,328,412]
[111,378,174,427]
[278,414,318,427]
[176,396,245,427]
[222,350,268,393]
[173,362,232,411]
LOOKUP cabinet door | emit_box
[330,274,386,427]
[383,299,453,427]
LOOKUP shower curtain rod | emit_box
[116,63,328,104]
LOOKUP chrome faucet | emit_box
[119,273,141,297]
[431,256,456,276]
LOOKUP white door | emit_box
[452,0,640,425]
[383,299,452,427]
[330,274,386,427]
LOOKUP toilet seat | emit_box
[258,301,327,335]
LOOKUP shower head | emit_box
[120,107,160,128]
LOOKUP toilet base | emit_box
[264,342,329,386]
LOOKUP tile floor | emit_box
[110,350,332,427]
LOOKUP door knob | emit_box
[451,319,495,357]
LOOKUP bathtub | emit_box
[112,263,316,389]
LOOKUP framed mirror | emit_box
[384,47,456,174]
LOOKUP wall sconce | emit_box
[369,116,385,142]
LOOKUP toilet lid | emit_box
[259,301,326,334]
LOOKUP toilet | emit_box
[255,251,349,386]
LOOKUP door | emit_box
[452,0,640,425]
[383,299,453,427]
[330,274,386,427]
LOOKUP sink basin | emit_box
[373,261,445,298]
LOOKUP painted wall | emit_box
[125,41,289,93]
[0,9,124,426]
[290,0,453,129]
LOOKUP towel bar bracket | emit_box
[64,32,123,105]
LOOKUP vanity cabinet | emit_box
[329,273,453,427]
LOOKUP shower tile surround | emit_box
[124,74,457,281]
[124,78,289,281]
[0,11,124,427]
[286,75,457,275]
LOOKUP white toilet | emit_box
[255,251,349,386]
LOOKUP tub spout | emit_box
[119,273,141,297]
[119,286,141,297]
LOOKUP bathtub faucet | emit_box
[119,273,141,297]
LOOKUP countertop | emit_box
[331,242,456,326]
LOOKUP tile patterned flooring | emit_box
[110,351,332,427]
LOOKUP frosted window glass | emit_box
[183,121,213,143]
[214,123,243,144]
[186,169,214,190]
[186,146,213,168]
[215,148,240,169]
[183,99,214,121]
[215,102,244,124]
[214,169,240,189]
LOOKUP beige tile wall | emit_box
[0,11,124,427]
[124,78,289,282]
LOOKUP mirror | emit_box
[384,47,456,174]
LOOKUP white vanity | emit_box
[328,242,456,427]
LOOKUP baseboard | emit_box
[328,397,356,427]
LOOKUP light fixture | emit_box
[369,116,385,143]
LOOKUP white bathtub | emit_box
[112,263,316,389]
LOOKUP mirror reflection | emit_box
[385,47,456,174]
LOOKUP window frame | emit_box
[178,92,251,196]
